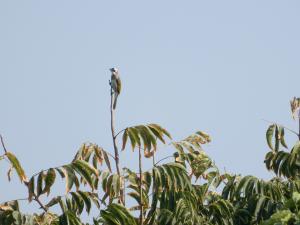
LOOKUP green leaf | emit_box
[63,165,76,193]
[72,160,97,190]
[275,125,280,151]
[77,191,92,214]
[36,172,44,197]
[266,124,275,150]
[6,152,27,183]
[148,124,166,144]
[112,174,121,197]
[122,130,128,150]
[138,125,154,151]
[103,151,112,173]
[43,168,56,196]
[45,196,61,208]
[127,128,137,150]
[59,211,82,225]
[279,126,288,149]
[100,203,137,225]
[27,177,35,202]
[70,192,84,214]
[149,123,172,140]
[56,168,65,178]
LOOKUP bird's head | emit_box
[110,68,118,73]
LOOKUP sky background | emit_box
[1,0,300,217]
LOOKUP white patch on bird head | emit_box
[110,68,118,73]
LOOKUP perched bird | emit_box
[110,68,121,109]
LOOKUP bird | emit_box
[110,68,121,110]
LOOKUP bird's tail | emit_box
[113,94,118,110]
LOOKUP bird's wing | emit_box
[116,76,121,94]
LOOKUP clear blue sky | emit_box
[1,0,300,214]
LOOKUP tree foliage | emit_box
[1,78,300,225]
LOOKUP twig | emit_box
[114,129,126,139]
[32,193,48,212]
[154,156,174,166]
[31,165,63,178]
[0,197,29,205]
[0,135,8,153]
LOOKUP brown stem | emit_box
[110,85,124,204]
[139,147,143,225]
[32,193,48,212]
[110,87,120,175]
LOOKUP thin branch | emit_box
[110,86,120,175]
[261,119,299,137]
[0,135,8,153]
[32,193,48,212]
[154,156,174,167]
[31,165,63,178]
[0,197,29,205]
[110,82,124,205]
[114,128,126,139]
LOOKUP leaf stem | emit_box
[114,129,126,139]
[0,135,8,154]
[32,193,48,212]
[154,156,174,166]
[0,197,29,205]
[31,165,62,178]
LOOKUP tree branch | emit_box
[110,82,124,205]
